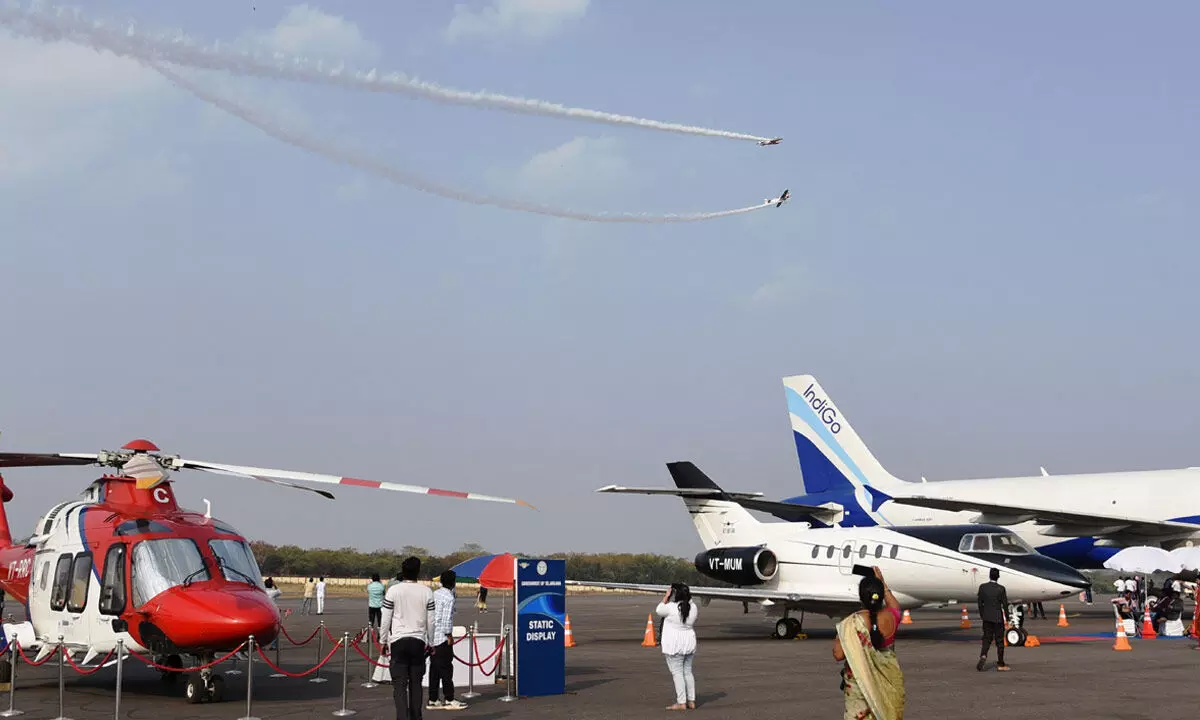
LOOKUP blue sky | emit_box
[1,1,1196,559]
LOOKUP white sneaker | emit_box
[426,700,444,709]
[443,700,468,710]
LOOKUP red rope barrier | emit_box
[350,642,388,668]
[17,644,58,666]
[254,640,341,678]
[63,649,116,675]
[126,642,246,672]
[279,625,321,646]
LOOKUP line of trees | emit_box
[249,541,716,586]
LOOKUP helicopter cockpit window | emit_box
[209,540,265,588]
[131,539,208,608]
[67,552,92,613]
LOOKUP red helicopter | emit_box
[0,439,531,703]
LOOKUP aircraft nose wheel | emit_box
[774,617,805,640]
[1005,627,1027,648]
[184,669,226,703]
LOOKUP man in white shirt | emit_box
[316,577,327,615]
[1114,577,1126,594]
[380,557,435,720]
[428,571,466,710]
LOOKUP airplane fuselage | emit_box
[783,468,1200,569]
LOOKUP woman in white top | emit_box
[656,583,698,711]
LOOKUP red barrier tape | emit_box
[255,640,341,678]
[126,643,246,672]
[64,649,116,675]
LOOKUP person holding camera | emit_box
[656,583,698,711]
[832,566,906,720]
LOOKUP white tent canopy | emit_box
[1103,546,1183,573]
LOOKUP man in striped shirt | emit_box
[428,571,466,710]
[380,557,435,720]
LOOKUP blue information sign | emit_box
[514,557,566,697]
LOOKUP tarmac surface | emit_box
[0,592,1193,719]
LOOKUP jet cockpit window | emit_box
[209,540,265,588]
[990,533,1035,555]
[131,538,209,608]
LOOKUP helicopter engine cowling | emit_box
[694,546,778,586]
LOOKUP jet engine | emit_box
[694,546,778,586]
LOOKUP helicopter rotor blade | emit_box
[0,453,99,469]
[177,459,535,509]
[191,465,336,500]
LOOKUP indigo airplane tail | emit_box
[782,375,908,524]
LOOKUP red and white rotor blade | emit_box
[179,459,535,509]
[0,453,99,469]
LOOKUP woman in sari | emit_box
[832,567,906,720]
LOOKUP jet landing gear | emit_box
[773,611,806,640]
[184,660,226,704]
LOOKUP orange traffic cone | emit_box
[1024,634,1041,647]
[959,607,971,629]
[900,609,913,625]
[1113,620,1133,651]
[641,614,657,647]
[564,615,576,648]
[1057,604,1069,627]
[1140,604,1157,639]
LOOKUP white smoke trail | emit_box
[0,3,778,144]
[146,63,773,224]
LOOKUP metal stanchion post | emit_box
[310,622,327,683]
[112,640,123,720]
[237,636,260,720]
[360,629,379,689]
[0,639,23,717]
[269,628,285,679]
[331,632,355,717]
[461,627,479,700]
[498,627,516,703]
[50,636,71,720]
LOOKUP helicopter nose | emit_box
[152,587,279,650]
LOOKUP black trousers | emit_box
[368,607,382,627]
[389,638,427,720]
[980,620,1005,664]
[428,641,455,702]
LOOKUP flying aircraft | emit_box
[758,138,783,146]
[0,439,531,703]
[572,461,1088,641]
[765,189,790,208]
[772,374,1200,569]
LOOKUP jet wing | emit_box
[886,495,1200,539]
[564,580,852,607]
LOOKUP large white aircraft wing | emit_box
[564,580,853,607]
[885,494,1200,539]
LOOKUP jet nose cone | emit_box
[153,586,279,650]
[1018,555,1091,592]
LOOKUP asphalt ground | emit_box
[1,593,1194,719]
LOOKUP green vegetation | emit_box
[250,541,716,586]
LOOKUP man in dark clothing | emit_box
[977,568,1011,672]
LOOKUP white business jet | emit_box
[574,462,1089,640]
[774,374,1200,569]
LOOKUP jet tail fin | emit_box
[782,375,903,498]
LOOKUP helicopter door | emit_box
[93,544,129,648]
[47,551,95,647]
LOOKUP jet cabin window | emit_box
[131,539,209,608]
[99,544,127,615]
[209,540,265,588]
